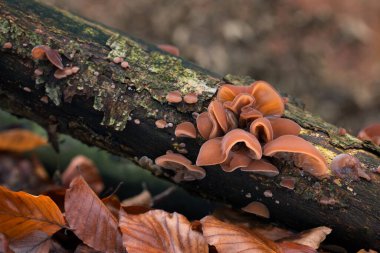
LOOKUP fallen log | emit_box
[0,0,380,250]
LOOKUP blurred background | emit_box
[41,0,380,132]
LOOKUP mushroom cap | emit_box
[155,119,167,129]
[155,153,205,182]
[330,154,370,181]
[357,123,380,145]
[196,112,214,139]
[183,93,198,104]
[220,150,252,172]
[217,84,250,102]
[263,135,329,179]
[175,122,197,138]
[241,201,270,218]
[250,81,284,116]
[208,100,229,133]
[166,91,182,103]
[223,93,255,115]
[280,177,296,190]
[239,107,263,127]
[32,45,64,70]
[196,129,262,166]
[157,44,180,56]
[241,160,279,177]
[249,118,273,143]
[269,118,301,139]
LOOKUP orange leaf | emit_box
[0,233,12,253]
[64,176,124,253]
[102,194,121,220]
[0,186,65,241]
[200,216,281,253]
[119,209,208,253]
[277,242,317,253]
[0,129,47,153]
[62,156,104,194]
[121,189,152,207]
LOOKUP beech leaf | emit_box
[0,186,65,240]
[0,129,47,153]
[62,155,104,194]
[281,226,332,249]
[200,215,281,253]
[277,241,317,253]
[64,176,124,253]
[119,209,208,253]
[9,231,52,253]
[121,189,152,207]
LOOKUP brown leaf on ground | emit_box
[119,209,208,253]
[200,215,281,253]
[74,243,102,253]
[9,231,52,253]
[0,129,47,153]
[280,226,332,249]
[0,186,65,240]
[121,189,152,207]
[0,233,12,253]
[277,241,317,253]
[102,194,121,220]
[43,187,66,212]
[62,155,104,194]
[64,176,124,253]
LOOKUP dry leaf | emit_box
[102,194,121,220]
[0,129,47,153]
[0,233,12,253]
[62,156,104,194]
[0,186,65,240]
[277,241,317,253]
[43,187,66,212]
[9,231,52,253]
[357,250,378,253]
[281,226,332,249]
[119,209,208,253]
[201,215,281,253]
[64,176,124,253]
[74,243,102,253]
[121,189,152,207]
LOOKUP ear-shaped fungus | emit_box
[217,84,250,102]
[175,122,196,138]
[196,129,262,167]
[241,160,279,177]
[249,81,284,116]
[249,118,273,143]
[223,93,255,114]
[220,150,252,172]
[269,118,301,139]
[155,153,205,182]
[330,154,370,181]
[241,201,270,218]
[31,45,64,70]
[263,135,329,179]
[357,123,380,145]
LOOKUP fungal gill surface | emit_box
[155,80,329,182]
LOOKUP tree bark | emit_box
[1,0,380,250]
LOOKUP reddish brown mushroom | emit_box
[330,154,370,181]
[183,93,198,104]
[220,150,252,172]
[249,118,273,143]
[31,45,64,70]
[280,177,297,190]
[166,90,182,103]
[175,122,197,138]
[263,135,329,179]
[241,160,279,177]
[208,100,229,133]
[155,153,205,182]
[3,42,12,49]
[357,123,380,145]
[268,118,301,139]
[217,84,250,102]
[155,119,167,129]
[241,201,270,218]
[196,129,262,167]
[239,107,263,127]
[196,112,214,139]
[223,93,255,114]
[157,44,180,56]
[249,81,284,116]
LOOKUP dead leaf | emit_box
[121,189,152,207]
[277,241,317,253]
[0,233,12,253]
[280,226,332,249]
[62,156,104,194]
[0,186,65,240]
[74,244,102,253]
[119,209,208,253]
[357,250,378,253]
[0,129,47,153]
[102,194,121,220]
[64,176,124,253]
[200,215,281,253]
[43,187,66,212]
[9,231,52,253]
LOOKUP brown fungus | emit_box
[280,177,296,190]
[157,44,180,56]
[330,154,370,181]
[241,160,279,177]
[268,118,301,139]
[155,119,167,129]
[183,93,198,104]
[263,135,329,179]
[31,45,64,70]
[121,61,129,69]
[3,42,12,49]
[155,153,205,183]
[357,123,380,145]
[241,201,270,218]
[175,122,197,139]
[249,118,273,143]
[166,91,182,103]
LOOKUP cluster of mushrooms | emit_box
[156,81,331,182]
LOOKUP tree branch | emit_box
[1,0,380,250]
